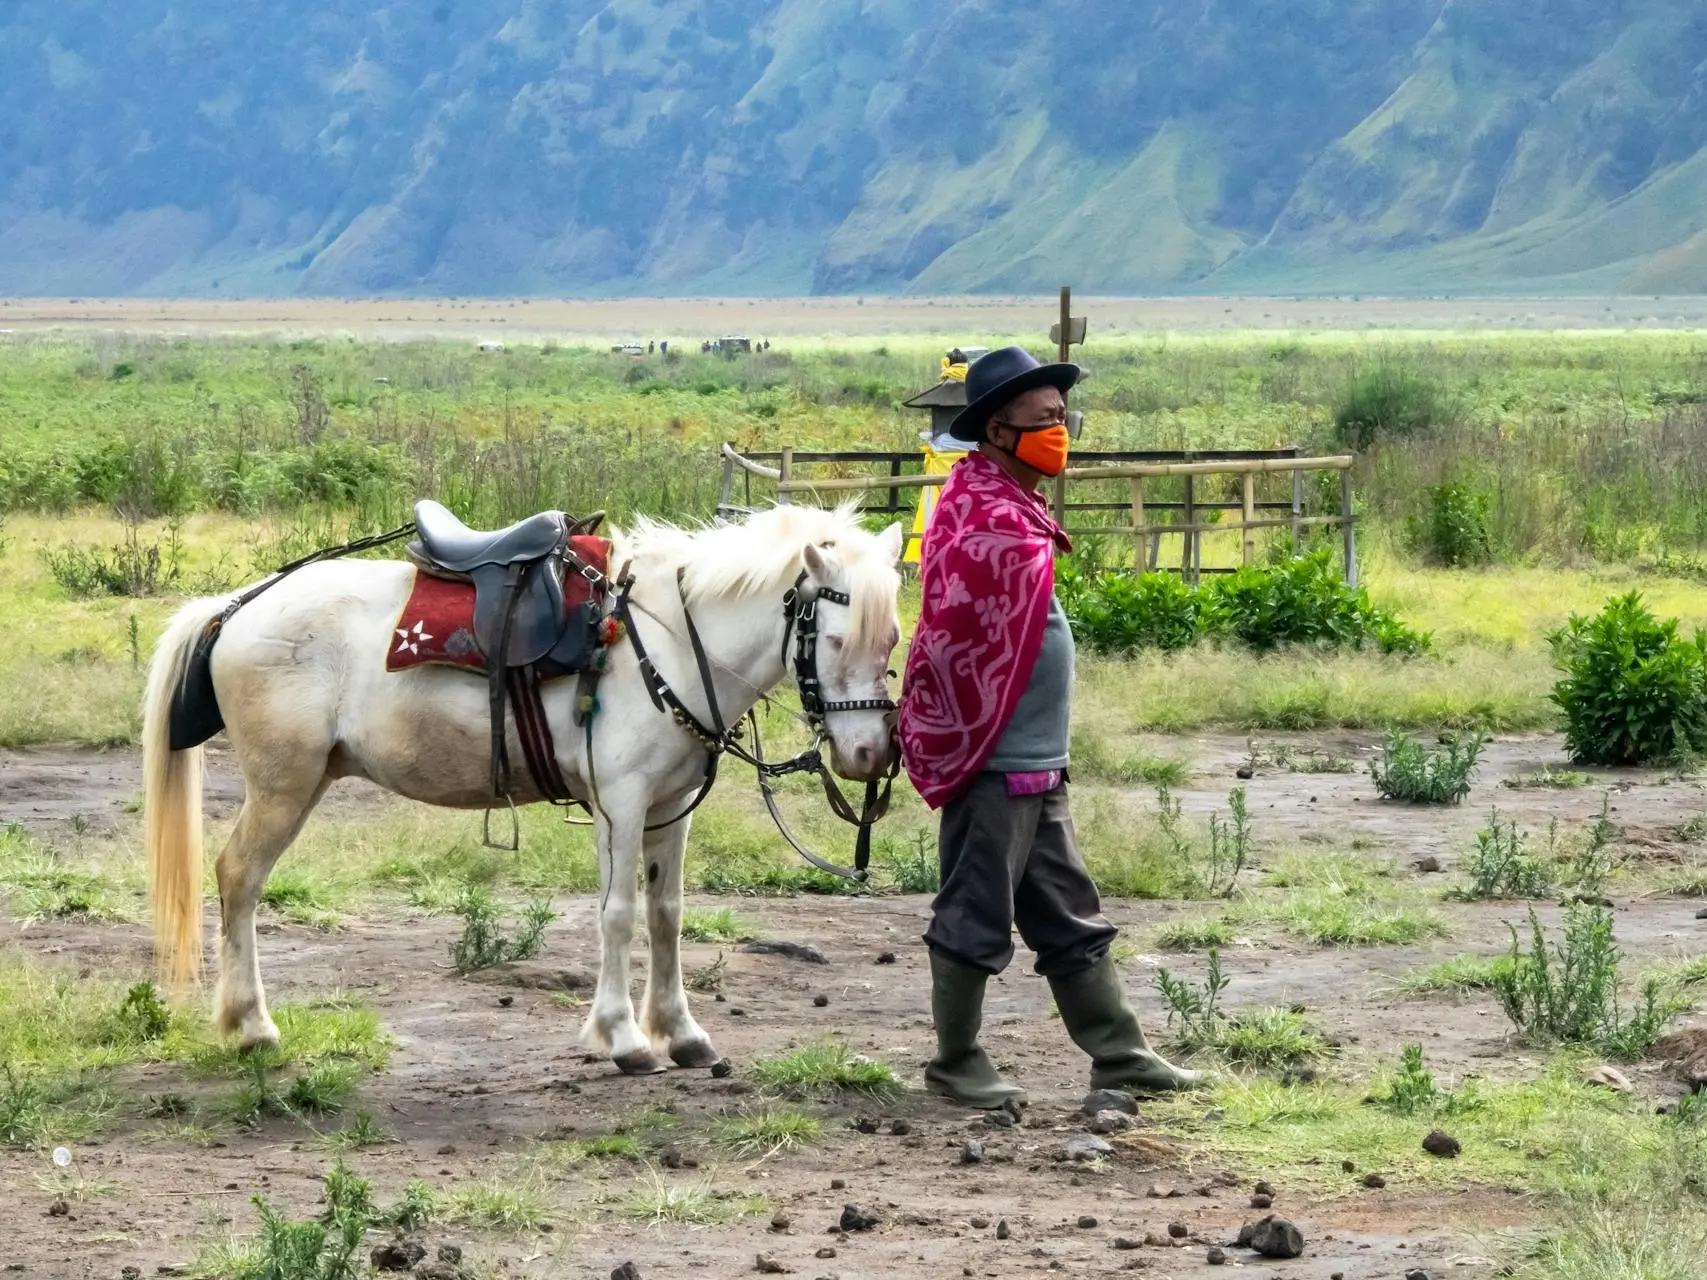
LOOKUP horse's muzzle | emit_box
[832,726,900,782]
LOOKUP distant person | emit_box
[660,340,668,355]
[648,340,656,354]
[900,346,1204,1109]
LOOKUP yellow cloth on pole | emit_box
[905,444,966,564]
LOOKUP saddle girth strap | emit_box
[488,561,526,801]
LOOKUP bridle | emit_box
[582,563,898,881]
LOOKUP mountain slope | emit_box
[1,0,1705,295]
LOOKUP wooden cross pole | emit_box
[1048,285,1088,521]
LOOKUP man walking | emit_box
[899,346,1202,1108]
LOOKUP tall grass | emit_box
[8,331,1707,565]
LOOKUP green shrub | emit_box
[114,981,172,1042]
[1493,905,1683,1059]
[1061,552,1429,657]
[1413,481,1494,566]
[449,887,555,975]
[1548,592,1707,766]
[1333,363,1448,450]
[1198,551,1429,654]
[1370,731,1483,804]
[1059,564,1197,653]
[40,525,183,598]
[1452,809,1553,900]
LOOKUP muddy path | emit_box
[6,892,1667,1280]
[2,733,1705,1278]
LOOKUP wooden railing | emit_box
[719,443,1360,584]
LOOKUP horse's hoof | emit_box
[613,1049,666,1076]
[669,1038,722,1069]
[237,1029,282,1057]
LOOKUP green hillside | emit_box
[2,0,1706,295]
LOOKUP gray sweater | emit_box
[986,594,1074,772]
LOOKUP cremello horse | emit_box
[144,504,902,1074]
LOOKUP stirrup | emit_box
[482,795,520,852]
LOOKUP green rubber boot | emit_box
[924,951,1027,1110]
[1049,953,1205,1093]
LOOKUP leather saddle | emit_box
[409,500,604,669]
[407,500,608,813]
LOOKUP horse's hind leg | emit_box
[213,781,327,1050]
[639,818,718,1068]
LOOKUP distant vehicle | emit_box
[611,342,646,356]
[478,340,505,352]
[707,335,753,357]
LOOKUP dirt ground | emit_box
[4,296,1707,342]
[2,732,1704,1279]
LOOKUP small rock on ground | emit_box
[754,1253,790,1274]
[1250,1193,1272,1209]
[1422,1129,1461,1158]
[969,1216,990,1229]
[996,1219,1011,1240]
[370,1239,425,1272]
[839,1204,878,1232]
[1246,1216,1305,1259]
[1361,1172,1387,1188]
[1405,1270,1433,1280]
[1206,1246,1227,1265]
[815,1247,837,1259]
[1077,1215,1098,1229]
[1167,1222,1188,1238]
[1111,1238,1142,1251]
[1082,1088,1139,1116]
[1088,1109,1134,1134]
[611,1265,641,1280]
[1065,1134,1114,1162]
[960,1141,984,1164]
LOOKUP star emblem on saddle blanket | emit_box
[394,619,434,655]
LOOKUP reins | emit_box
[580,562,897,881]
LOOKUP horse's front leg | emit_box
[640,815,719,1068]
[582,802,661,1074]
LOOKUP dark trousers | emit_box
[923,773,1117,978]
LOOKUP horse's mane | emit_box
[615,504,899,658]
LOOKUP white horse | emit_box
[143,504,902,1074]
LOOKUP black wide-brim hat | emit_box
[949,345,1081,444]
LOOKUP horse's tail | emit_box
[144,596,229,992]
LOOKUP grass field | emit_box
[4,321,1707,1278]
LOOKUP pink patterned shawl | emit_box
[900,450,1070,809]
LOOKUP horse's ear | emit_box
[877,521,904,565]
[802,541,837,584]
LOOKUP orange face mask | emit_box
[1011,424,1070,477]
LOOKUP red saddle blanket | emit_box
[387,535,609,674]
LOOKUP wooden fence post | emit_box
[1241,470,1256,566]
[1182,473,1196,584]
[1291,467,1303,548]
[1340,468,1358,586]
[718,449,735,518]
[778,445,793,506]
[1051,472,1068,524]
[1129,476,1145,570]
